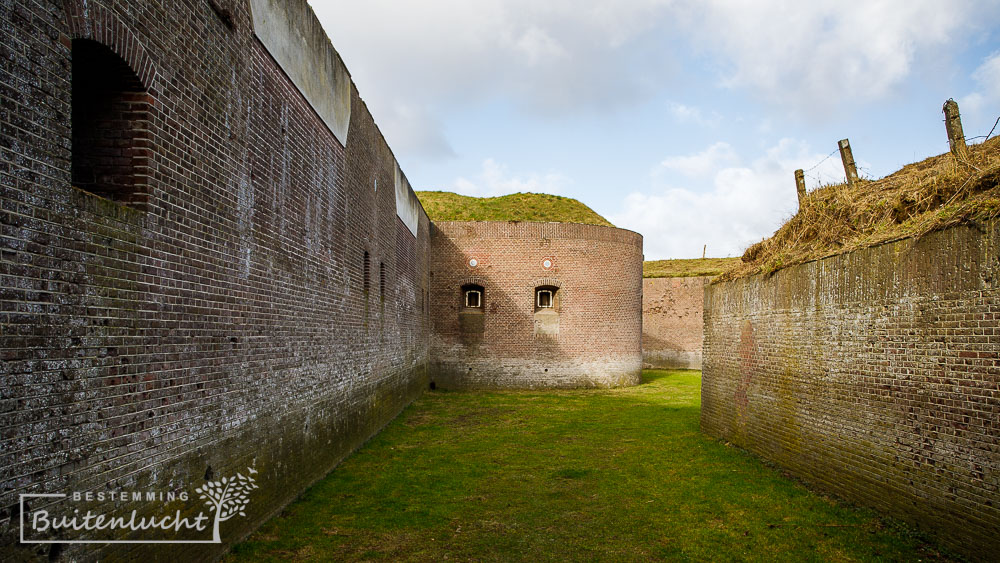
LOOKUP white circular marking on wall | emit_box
[542,259,553,269]
[468,258,478,268]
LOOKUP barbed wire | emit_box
[965,114,1000,142]
[803,148,839,173]
[796,111,998,194]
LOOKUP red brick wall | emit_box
[429,221,644,388]
[642,276,708,369]
[1,1,429,559]
[702,222,1000,560]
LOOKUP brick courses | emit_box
[0,1,642,559]
[1,0,429,559]
[702,221,1000,561]
[641,276,708,370]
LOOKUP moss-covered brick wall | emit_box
[702,221,1000,561]
[0,0,430,560]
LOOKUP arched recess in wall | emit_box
[63,1,159,85]
[533,278,561,337]
[71,39,152,208]
[458,278,487,337]
[64,1,159,210]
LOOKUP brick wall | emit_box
[641,276,708,369]
[702,221,1000,560]
[1,0,429,560]
[429,221,644,389]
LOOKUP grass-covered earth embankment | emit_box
[228,371,951,562]
[415,191,614,227]
[725,136,1000,281]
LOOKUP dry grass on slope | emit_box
[643,257,741,278]
[719,136,1000,282]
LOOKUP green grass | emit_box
[227,371,951,562]
[643,257,742,279]
[415,191,614,227]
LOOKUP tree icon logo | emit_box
[194,466,259,543]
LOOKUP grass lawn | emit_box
[227,370,950,562]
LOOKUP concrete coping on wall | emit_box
[249,0,351,145]
[249,0,429,237]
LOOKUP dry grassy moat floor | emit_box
[227,371,951,562]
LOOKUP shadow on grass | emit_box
[226,370,954,563]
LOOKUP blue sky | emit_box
[309,0,1000,259]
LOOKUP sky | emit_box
[308,0,1000,260]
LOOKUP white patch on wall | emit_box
[249,0,351,145]
[394,161,420,237]
[236,170,254,279]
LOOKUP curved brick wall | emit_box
[429,221,644,389]
[702,222,1000,560]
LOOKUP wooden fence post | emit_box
[838,139,859,186]
[794,169,806,208]
[943,99,970,160]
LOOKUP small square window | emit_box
[465,290,481,308]
[537,289,553,308]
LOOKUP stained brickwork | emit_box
[702,222,1000,560]
[429,221,644,389]
[1,0,429,560]
[641,276,708,369]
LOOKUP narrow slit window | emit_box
[363,251,370,295]
[380,262,386,301]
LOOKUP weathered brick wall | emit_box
[1,0,429,560]
[641,276,708,369]
[429,221,643,389]
[702,221,1000,561]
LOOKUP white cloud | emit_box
[309,0,677,159]
[611,139,848,259]
[450,158,572,197]
[677,0,991,114]
[509,26,569,66]
[668,102,722,127]
[973,52,1000,90]
[658,142,738,178]
[309,0,995,162]
[375,102,457,159]
[960,51,1000,136]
